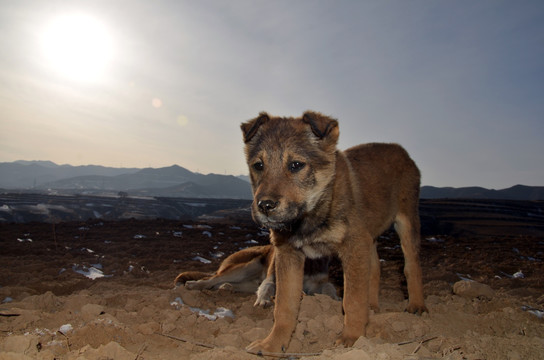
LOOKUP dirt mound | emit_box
[1,220,543,359]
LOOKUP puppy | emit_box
[241,111,427,352]
[175,244,338,306]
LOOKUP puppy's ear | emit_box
[241,112,269,143]
[302,111,339,142]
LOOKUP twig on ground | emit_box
[245,349,322,358]
[57,330,71,351]
[411,340,423,355]
[156,333,215,349]
[398,335,438,346]
[135,343,147,360]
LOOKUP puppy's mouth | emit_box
[252,203,303,231]
[256,218,301,232]
[253,213,289,228]
[259,220,286,231]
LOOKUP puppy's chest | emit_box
[296,242,333,259]
[289,223,346,259]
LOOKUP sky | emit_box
[1,0,543,188]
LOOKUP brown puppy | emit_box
[175,245,274,294]
[175,244,338,306]
[241,111,427,353]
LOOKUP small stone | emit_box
[453,280,494,300]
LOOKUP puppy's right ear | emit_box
[241,112,269,143]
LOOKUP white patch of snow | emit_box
[59,324,73,334]
[170,297,234,321]
[193,256,211,264]
[72,264,110,280]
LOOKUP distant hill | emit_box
[237,175,250,183]
[0,161,140,188]
[420,185,544,201]
[0,161,252,199]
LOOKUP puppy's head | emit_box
[241,111,339,230]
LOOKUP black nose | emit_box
[257,199,278,215]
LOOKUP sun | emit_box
[41,13,113,83]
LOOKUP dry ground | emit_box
[0,215,543,359]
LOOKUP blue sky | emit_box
[1,0,543,188]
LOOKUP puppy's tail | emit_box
[174,271,213,287]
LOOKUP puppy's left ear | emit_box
[302,111,339,143]
[241,112,269,143]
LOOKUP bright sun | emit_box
[41,13,113,83]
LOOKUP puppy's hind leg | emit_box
[187,257,264,291]
[174,271,212,287]
[369,241,380,312]
[395,213,427,314]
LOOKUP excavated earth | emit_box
[1,203,543,359]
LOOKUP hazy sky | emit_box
[1,1,543,188]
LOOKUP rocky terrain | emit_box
[0,201,543,359]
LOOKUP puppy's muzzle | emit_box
[257,199,279,216]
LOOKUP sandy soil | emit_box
[1,219,543,359]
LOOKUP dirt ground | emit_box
[1,217,543,359]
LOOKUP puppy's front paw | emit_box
[335,333,359,348]
[254,280,275,307]
[335,327,365,348]
[184,280,202,290]
[405,303,428,315]
[253,297,273,307]
[218,282,234,291]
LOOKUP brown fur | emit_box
[241,111,427,353]
[174,245,338,305]
[175,245,274,293]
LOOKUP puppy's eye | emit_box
[253,162,264,171]
[289,161,306,173]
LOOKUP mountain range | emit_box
[0,161,542,200]
[0,161,252,199]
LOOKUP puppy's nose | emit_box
[258,199,279,215]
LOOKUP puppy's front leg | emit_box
[247,244,304,353]
[336,235,371,347]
